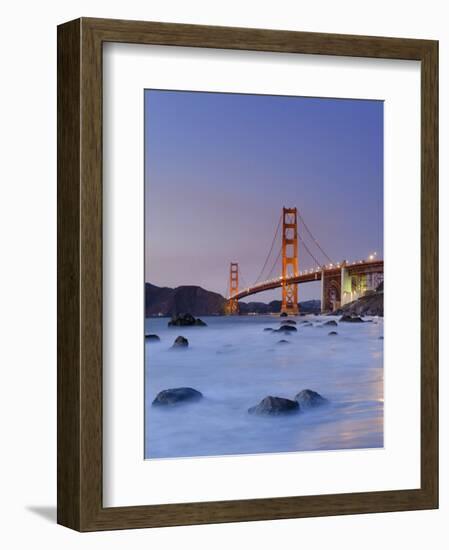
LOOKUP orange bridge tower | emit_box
[225,262,239,315]
[281,207,299,315]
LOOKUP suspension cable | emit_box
[298,212,333,264]
[253,214,282,285]
[298,233,322,268]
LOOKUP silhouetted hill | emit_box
[146,283,321,316]
[145,283,225,317]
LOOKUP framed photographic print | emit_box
[57,18,438,531]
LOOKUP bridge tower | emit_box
[225,262,239,315]
[281,207,299,315]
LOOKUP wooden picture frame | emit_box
[57,17,438,531]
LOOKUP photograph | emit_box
[144,90,384,460]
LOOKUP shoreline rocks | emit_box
[152,387,203,406]
[276,325,297,333]
[295,389,327,409]
[172,335,189,349]
[168,313,207,327]
[328,331,338,336]
[248,396,300,416]
[145,334,160,342]
[339,314,363,323]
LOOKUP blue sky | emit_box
[145,90,383,301]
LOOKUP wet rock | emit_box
[280,312,288,317]
[277,339,290,345]
[172,335,188,348]
[328,331,338,336]
[263,327,274,332]
[152,387,203,406]
[276,325,297,333]
[281,320,297,325]
[168,313,207,327]
[339,314,364,323]
[248,396,299,416]
[295,389,327,409]
[323,320,338,327]
[145,334,160,342]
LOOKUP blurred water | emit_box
[144,315,383,459]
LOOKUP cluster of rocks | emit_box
[249,389,327,416]
[168,313,207,327]
[152,386,328,417]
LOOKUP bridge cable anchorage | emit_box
[297,212,334,264]
[253,214,282,285]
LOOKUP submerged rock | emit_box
[323,320,338,327]
[281,319,297,325]
[172,335,188,349]
[263,327,274,332]
[328,331,338,336]
[145,334,160,342]
[276,325,297,333]
[248,396,299,416]
[152,387,203,406]
[295,389,327,409]
[168,313,207,327]
[277,339,290,345]
[339,314,363,323]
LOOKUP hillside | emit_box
[145,283,321,316]
[334,288,383,317]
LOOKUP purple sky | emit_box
[145,90,383,302]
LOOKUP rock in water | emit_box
[168,313,207,327]
[248,396,299,416]
[281,319,297,325]
[328,331,338,336]
[339,314,363,323]
[172,335,188,348]
[152,387,203,406]
[379,336,384,340]
[277,339,290,345]
[323,320,338,326]
[280,312,288,317]
[263,327,274,331]
[145,334,160,342]
[277,325,297,333]
[295,389,327,409]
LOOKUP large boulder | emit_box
[248,396,299,416]
[168,313,207,327]
[295,389,327,409]
[152,387,203,406]
[276,325,297,333]
[172,335,188,349]
[339,314,363,323]
[145,334,160,342]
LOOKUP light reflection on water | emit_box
[145,315,384,459]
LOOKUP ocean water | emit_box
[144,315,383,459]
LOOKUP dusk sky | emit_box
[145,90,383,302]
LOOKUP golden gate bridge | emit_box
[224,207,384,315]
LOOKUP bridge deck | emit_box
[232,260,383,301]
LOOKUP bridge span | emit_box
[225,207,383,314]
